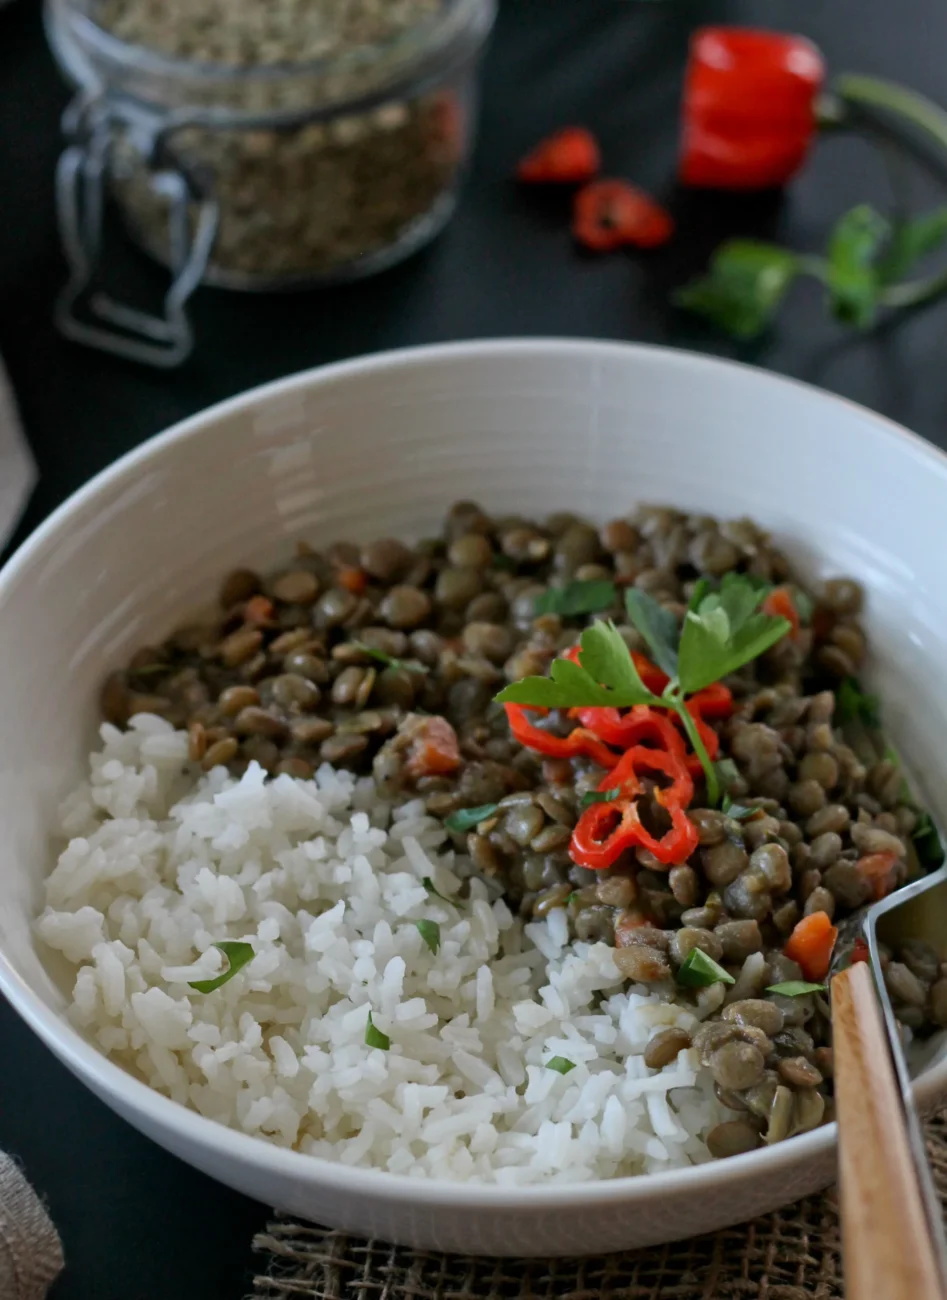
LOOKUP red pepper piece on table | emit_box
[680,27,825,189]
[517,127,601,184]
[573,180,674,251]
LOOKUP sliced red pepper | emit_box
[762,586,800,639]
[573,180,674,252]
[517,127,601,184]
[855,850,900,902]
[504,703,620,771]
[571,786,698,870]
[851,936,870,964]
[680,27,825,190]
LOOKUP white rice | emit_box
[36,714,725,1183]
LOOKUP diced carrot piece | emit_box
[336,566,368,595]
[244,595,276,626]
[856,850,900,902]
[762,586,800,638]
[405,716,462,780]
[783,911,838,982]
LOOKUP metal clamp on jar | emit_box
[45,0,495,367]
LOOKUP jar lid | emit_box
[49,0,493,119]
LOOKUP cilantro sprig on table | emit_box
[675,203,947,339]
[496,574,790,806]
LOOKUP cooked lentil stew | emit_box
[100,502,946,1157]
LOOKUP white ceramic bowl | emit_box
[2,339,947,1256]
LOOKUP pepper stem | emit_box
[665,686,719,807]
[832,74,947,156]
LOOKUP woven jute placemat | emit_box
[249,1114,947,1300]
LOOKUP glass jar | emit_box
[45,0,495,365]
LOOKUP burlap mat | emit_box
[248,1114,947,1300]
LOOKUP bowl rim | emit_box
[4,335,947,1208]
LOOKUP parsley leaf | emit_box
[723,796,763,822]
[444,803,498,833]
[546,1056,576,1075]
[676,948,735,988]
[674,240,799,339]
[496,620,656,709]
[188,941,254,994]
[836,676,881,729]
[677,580,790,694]
[826,205,890,327]
[422,876,453,903]
[534,580,617,618]
[912,811,946,868]
[365,1011,391,1051]
[415,919,441,955]
[352,641,427,675]
[767,981,826,997]
[579,788,621,810]
[623,589,679,677]
[877,207,947,285]
[715,758,741,796]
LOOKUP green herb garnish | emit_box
[579,788,621,810]
[545,1056,577,1075]
[789,586,815,626]
[187,941,254,994]
[676,190,947,339]
[415,919,441,955]
[534,580,617,618]
[766,981,826,997]
[496,577,790,806]
[836,676,881,729]
[676,948,736,988]
[912,811,946,868]
[492,553,517,571]
[714,758,741,797]
[352,642,427,675]
[567,891,580,904]
[444,803,499,834]
[365,1011,390,1051]
[423,876,452,903]
[722,796,763,822]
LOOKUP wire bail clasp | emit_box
[54,91,219,368]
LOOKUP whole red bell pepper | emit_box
[680,27,826,189]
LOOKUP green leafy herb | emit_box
[836,676,881,729]
[623,589,679,678]
[534,580,617,619]
[766,981,826,997]
[546,1056,577,1075]
[497,574,790,807]
[579,788,621,810]
[567,891,580,904]
[415,919,441,955]
[496,619,654,710]
[422,876,452,903]
[676,948,736,988]
[444,803,499,834]
[877,207,947,284]
[715,759,742,796]
[673,240,799,339]
[788,585,815,626]
[188,941,254,994]
[826,204,890,327]
[912,811,946,868]
[352,642,427,675]
[365,1011,391,1051]
[492,553,517,572]
[723,795,763,822]
[677,580,791,695]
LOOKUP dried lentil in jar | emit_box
[49,0,496,287]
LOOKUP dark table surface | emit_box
[2,0,947,1295]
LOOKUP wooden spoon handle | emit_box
[832,961,945,1299]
